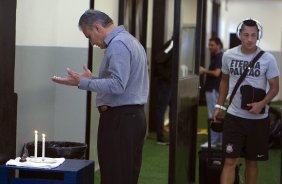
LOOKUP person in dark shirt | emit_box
[154,38,173,145]
[200,37,223,147]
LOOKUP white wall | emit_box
[181,0,197,26]
[165,0,174,41]
[16,0,88,48]
[146,0,153,48]
[15,0,89,156]
[16,0,58,46]
[219,1,282,52]
[95,1,119,24]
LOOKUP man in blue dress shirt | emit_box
[52,9,149,184]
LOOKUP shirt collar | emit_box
[104,25,125,46]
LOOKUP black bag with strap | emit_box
[229,50,265,105]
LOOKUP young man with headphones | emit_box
[213,19,280,184]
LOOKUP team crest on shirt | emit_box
[226,144,233,153]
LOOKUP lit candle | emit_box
[42,133,46,161]
[34,130,38,158]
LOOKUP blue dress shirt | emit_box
[79,26,149,107]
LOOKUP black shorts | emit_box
[223,113,270,161]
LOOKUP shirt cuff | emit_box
[78,78,90,90]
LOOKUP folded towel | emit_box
[6,157,65,169]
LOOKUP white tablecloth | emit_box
[6,157,65,169]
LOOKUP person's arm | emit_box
[213,73,229,121]
[200,66,221,77]
[248,76,279,114]
[203,68,221,77]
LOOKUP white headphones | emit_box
[236,18,263,40]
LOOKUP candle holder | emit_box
[29,157,57,164]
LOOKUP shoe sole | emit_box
[201,144,216,148]
[156,142,169,145]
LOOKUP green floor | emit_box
[94,104,281,184]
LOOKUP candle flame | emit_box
[42,133,46,137]
[34,130,38,134]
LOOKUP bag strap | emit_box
[229,50,265,105]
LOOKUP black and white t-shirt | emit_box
[222,45,280,119]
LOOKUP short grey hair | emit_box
[78,9,113,29]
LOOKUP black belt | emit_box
[98,104,144,113]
